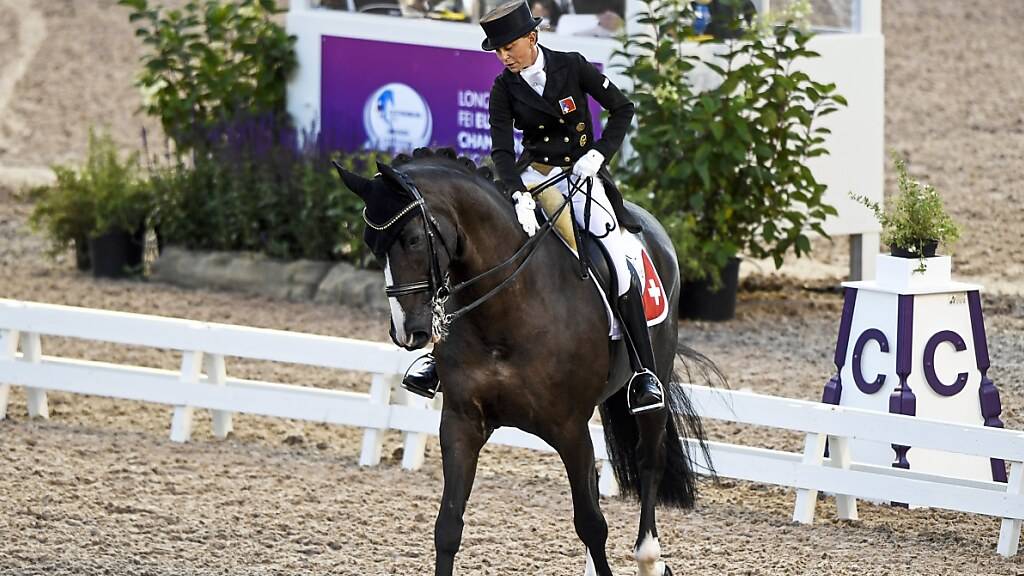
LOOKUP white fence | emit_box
[2,298,1022,556]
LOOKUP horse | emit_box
[335,148,720,576]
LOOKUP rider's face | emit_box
[495,33,537,74]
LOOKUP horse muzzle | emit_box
[398,329,432,351]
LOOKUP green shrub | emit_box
[29,131,151,260]
[119,0,296,153]
[616,0,843,286]
[145,118,386,265]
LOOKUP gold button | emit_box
[544,136,549,142]
[564,156,571,163]
[539,125,545,130]
[563,137,570,143]
[559,119,565,124]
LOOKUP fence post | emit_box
[599,460,620,497]
[401,391,438,471]
[205,354,232,439]
[360,373,395,466]
[829,436,859,520]
[21,333,48,419]
[0,329,18,420]
[170,351,203,443]
[793,432,828,523]
[998,461,1024,557]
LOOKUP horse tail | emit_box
[598,344,723,508]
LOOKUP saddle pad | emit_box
[554,230,670,339]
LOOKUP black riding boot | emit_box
[402,354,440,399]
[617,271,666,415]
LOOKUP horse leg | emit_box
[434,408,488,576]
[633,409,671,576]
[553,423,615,576]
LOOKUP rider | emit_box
[402,0,665,415]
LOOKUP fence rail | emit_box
[1,298,1021,556]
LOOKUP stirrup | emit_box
[626,369,665,415]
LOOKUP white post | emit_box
[829,436,859,520]
[598,459,620,497]
[21,333,48,419]
[852,0,881,35]
[360,373,395,466]
[998,462,1024,557]
[205,354,232,439]
[850,232,880,281]
[170,351,203,443]
[0,329,18,420]
[401,391,439,471]
[792,432,827,524]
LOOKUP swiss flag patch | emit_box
[641,250,668,323]
[559,96,576,115]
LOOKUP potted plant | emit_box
[616,0,843,320]
[27,165,97,271]
[29,130,152,278]
[851,153,960,272]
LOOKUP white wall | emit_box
[287,1,884,264]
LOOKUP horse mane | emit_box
[392,147,508,196]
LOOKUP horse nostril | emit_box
[409,330,431,350]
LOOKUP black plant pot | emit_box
[73,237,91,271]
[89,227,145,279]
[890,240,938,259]
[679,257,741,321]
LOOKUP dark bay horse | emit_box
[336,149,718,576]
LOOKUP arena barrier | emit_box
[2,298,1022,556]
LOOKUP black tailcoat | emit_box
[488,45,640,231]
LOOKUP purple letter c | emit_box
[853,328,889,394]
[924,330,969,397]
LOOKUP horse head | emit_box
[334,159,459,350]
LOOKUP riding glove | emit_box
[511,191,540,237]
[572,149,605,181]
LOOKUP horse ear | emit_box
[333,160,372,201]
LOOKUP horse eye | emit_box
[407,235,422,247]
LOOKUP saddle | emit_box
[529,189,670,401]
[530,187,669,340]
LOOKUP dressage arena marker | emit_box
[2,297,1024,556]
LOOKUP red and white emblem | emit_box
[641,250,668,324]
[559,96,577,115]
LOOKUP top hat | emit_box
[480,1,542,51]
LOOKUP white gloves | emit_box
[572,149,605,181]
[511,191,540,237]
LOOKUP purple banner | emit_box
[320,36,602,161]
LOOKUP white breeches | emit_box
[522,166,632,296]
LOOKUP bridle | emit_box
[370,166,587,340]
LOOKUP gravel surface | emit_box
[3,1,1024,575]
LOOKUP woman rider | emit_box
[403,0,664,415]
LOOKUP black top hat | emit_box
[480,1,542,51]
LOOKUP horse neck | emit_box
[445,185,566,320]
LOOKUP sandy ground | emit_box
[3,1,1024,575]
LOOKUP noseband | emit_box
[373,167,584,340]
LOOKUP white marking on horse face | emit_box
[584,550,598,576]
[384,258,408,344]
[635,531,665,576]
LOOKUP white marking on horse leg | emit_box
[635,531,666,576]
[584,549,597,576]
[384,258,408,344]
